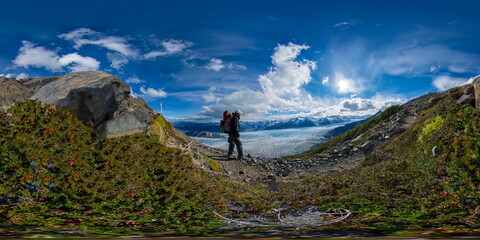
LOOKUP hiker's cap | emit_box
[234,109,243,115]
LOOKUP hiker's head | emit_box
[234,109,243,116]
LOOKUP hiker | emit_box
[227,109,244,160]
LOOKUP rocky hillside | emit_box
[263,78,480,230]
[263,77,480,177]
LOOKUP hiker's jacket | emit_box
[230,115,240,136]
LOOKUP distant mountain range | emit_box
[172,115,367,136]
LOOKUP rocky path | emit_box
[168,91,430,184]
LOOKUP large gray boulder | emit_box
[30,71,154,138]
[31,71,129,126]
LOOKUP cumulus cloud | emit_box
[340,98,375,111]
[59,28,138,57]
[125,76,146,84]
[201,86,219,103]
[205,58,225,71]
[144,39,193,59]
[140,86,167,98]
[197,43,317,120]
[13,41,63,71]
[57,53,100,72]
[13,41,100,72]
[202,92,217,103]
[432,75,473,91]
[259,43,316,98]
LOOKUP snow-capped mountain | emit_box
[172,115,359,136]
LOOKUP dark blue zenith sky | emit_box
[1,0,479,121]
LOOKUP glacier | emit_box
[194,123,347,159]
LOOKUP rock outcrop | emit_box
[472,76,480,110]
[1,71,154,138]
[0,78,34,109]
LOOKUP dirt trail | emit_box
[168,129,274,184]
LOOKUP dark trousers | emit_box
[228,133,243,158]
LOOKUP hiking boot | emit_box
[227,155,235,160]
[237,156,245,160]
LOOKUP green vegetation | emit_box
[1,84,479,237]
[201,154,221,172]
[418,115,445,143]
[279,89,480,231]
[0,100,236,234]
[150,114,186,144]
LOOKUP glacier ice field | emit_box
[194,123,345,159]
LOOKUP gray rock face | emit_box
[97,95,154,138]
[457,93,474,105]
[20,76,61,91]
[0,79,34,108]
[473,76,480,110]
[32,71,130,127]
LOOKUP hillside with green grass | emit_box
[0,100,261,235]
[277,84,480,232]
[1,82,479,237]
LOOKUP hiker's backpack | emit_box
[220,111,231,133]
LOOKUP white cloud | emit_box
[125,76,146,84]
[334,19,361,28]
[58,53,100,71]
[140,86,167,98]
[0,72,29,79]
[201,86,219,103]
[162,39,192,54]
[227,63,247,70]
[13,41,63,72]
[340,98,375,111]
[259,43,317,98]
[59,28,138,57]
[322,76,329,85]
[13,41,100,72]
[130,87,139,98]
[372,43,480,77]
[206,58,225,71]
[144,39,192,59]
[202,92,217,103]
[107,52,129,69]
[16,73,29,79]
[144,51,169,59]
[432,75,472,91]
[197,43,317,120]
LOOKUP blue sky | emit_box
[1,0,479,122]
